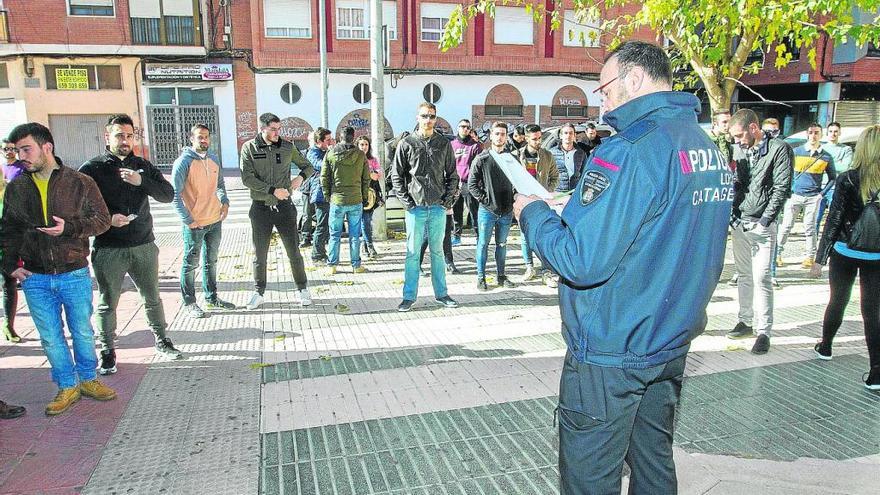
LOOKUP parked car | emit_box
[540,121,615,150]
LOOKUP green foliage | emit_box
[439,0,880,112]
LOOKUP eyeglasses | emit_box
[593,75,620,97]
[2,147,15,152]
[419,114,437,120]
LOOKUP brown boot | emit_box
[45,387,81,416]
[0,400,26,419]
[80,379,117,401]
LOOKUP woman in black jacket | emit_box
[811,125,880,391]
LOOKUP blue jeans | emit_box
[181,221,222,305]
[21,267,97,388]
[361,209,375,249]
[328,203,363,267]
[403,205,448,301]
[521,229,535,267]
[476,207,513,279]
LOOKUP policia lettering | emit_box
[679,146,735,206]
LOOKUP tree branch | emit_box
[724,77,793,107]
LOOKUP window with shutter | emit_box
[494,7,533,45]
[68,0,114,16]
[265,0,312,39]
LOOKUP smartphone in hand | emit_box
[126,214,138,221]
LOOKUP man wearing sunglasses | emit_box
[514,41,732,494]
[391,102,460,312]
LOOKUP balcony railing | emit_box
[131,16,198,46]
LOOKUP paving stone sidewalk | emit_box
[2,182,877,494]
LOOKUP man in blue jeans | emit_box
[391,102,460,312]
[1,123,117,416]
[172,124,232,318]
[321,126,370,274]
[469,122,517,291]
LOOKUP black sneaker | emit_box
[864,367,880,391]
[397,299,415,312]
[300,241,312,248]
[435,296,459,308]
[446,263,461,274]
[156,338,183,360]
[205,299,236,311]
[498,277,516,288]
[477,278,489,291]
[751,334,770,355]
[98,349,117,375]
[814,341,832,361]
[727,322,753,339]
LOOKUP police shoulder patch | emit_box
[618,119,657,143]
[580,170,611,205]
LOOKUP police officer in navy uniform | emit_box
[514,41,732,494]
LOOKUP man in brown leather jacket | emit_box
[0,122,116,416]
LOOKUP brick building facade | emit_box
[1,1,877,167]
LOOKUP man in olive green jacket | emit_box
[321,126,370,273]
[240,112,315,310]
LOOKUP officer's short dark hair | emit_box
[339,126,355,144]
[828,121,842,131]
[7,122,54,148]
[524,124,541,134]
[106,114,134,129]
[606,40,672,86]
[585,123,597,130]
[190,123,210,136]
[513,125,525,136]
[259,113,281,127]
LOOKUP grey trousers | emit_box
[732,220,776,335]
[92,242,168,350]
[558,352,687,495]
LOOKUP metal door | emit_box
[48,114,112,168]
[146,105,220,170]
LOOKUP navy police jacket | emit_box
[520,92,732,369]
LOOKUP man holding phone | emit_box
[79,114,182,376]
[1,122,115,415]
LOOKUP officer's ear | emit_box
[624,66,645,94]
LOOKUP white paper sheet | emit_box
[489,150,554,199]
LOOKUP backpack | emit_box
[847,190,880,253]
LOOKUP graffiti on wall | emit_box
[279,117,314,145]
[236,111,256,141]
[335,109,395,141]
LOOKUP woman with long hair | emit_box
[812,124,880,391]
[356,135,382,258]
